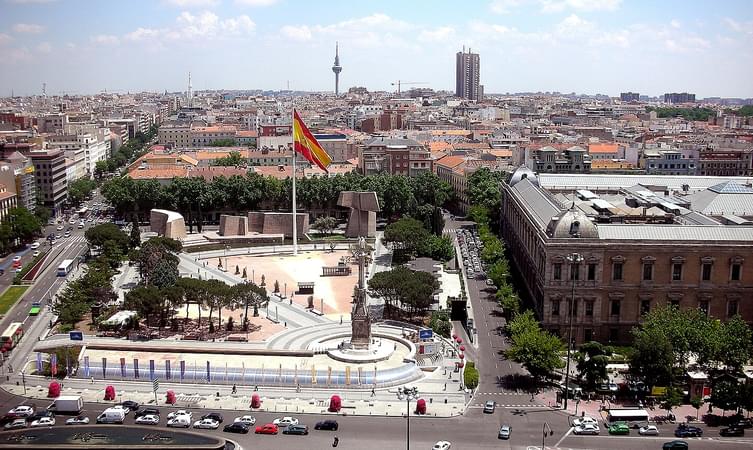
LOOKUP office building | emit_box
[620,92,640,102]
[455,47,480,101]
[664,92,696,104]
[29,149,67,214]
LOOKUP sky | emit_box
[1,0,752,98]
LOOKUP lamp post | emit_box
[542,422,553,450]
[397,386,418,450]
[563,252,583,411]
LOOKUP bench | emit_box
[226,336,248,342]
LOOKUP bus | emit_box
[77,207,89,218]
[1,322,24,353]
[57,259,74,277]
[607,408,650,427]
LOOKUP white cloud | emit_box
[91,34,120,45]
[36,41,51,52]
[670,19,680,29]
[590,30,630,48]
[279,14,415,49]
[723,17,743,32]
[489,0,523,14]
[555,14,594,36]
[418,26,455,43]
[540,0,621,13]
[6,47,31,62]
[12,23,45,33]
[0,33,12,44]
[165,0,219,7]
[281,25,312,42]
[118,10,255,44]
[234,0,277,6]
[221,15,255,34]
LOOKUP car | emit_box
[223,422,250,434]
[498,425,511,439]
[201,412,223,423]
[55,234,62,239]
[30,242,40,250]
[14,268,22,273]
[167,410,192,420]
[28,410,54,422]
[282,424,309,435]
[608,421,630,435]
[65,415,90,425]
[573,416,599,427]
[732,418,753,429]
[119,400,139,412]
[720,426,745,437]
[29,302,42,316]
[32,251,40,258]
[109,405,130,415]
[639,425,659,436]
[193,418,220,429]
[255,423,279,434]
[314,420,339,431]
[574,424,600,435]
[12,256,21,262]
[662,440,689,450]
[233,415,256,426]
[608,383,620,392]
[483,401,495,413]
[134,408,160,419]
[8,406,34,418]
[135,414,160,425]
[432,441,451,450]
[30,417,55,427]
[675,425,703,438]
[167,417,191,428]
[4,419,27,430]
[273,416,299,427]
[56,225,64,231]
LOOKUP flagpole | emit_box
[292,108,298,255]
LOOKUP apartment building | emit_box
[698,149,753,177]
[359,137,432,176]
[0,152,36,212]
[0,184,16,222]
[29,149,67,213]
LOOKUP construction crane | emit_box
[391,80,428,95]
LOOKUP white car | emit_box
[65,416,90,425]
[574,424,600,435]
[135,414,160,425]
[234,415,256,425]
[30,243,40,250]
[432,441,452,450]
[167,417,191,428]
[110,405,130,415]
[8,406,34,417]
[56,225,64,231]
[193,418,220,429]
[272,416,299,427]
[30,417,55,427]
[12,256,21,262]
[32,251,40,257]
[167,410,192,420]
[639,425,659,436]
[573,416,599,427]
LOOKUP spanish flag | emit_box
[293,110,332,172]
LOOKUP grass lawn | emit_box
[0,286,29,315]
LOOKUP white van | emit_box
[96,408,125,424]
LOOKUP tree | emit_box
[690,397,704,421]
[67,178,97,205]
[34,205,51,226]
[124,286,163,327]
[505,311,565,383]
[717,315,753,373]
[210,139,240,148]
[7,207,42,243]
[368,266,438,319]
[312,216,337,236]
[660,386,684,417]
[94,160,110,178]
[575,341,613,391]
[85,223,130,251]
[383,217,428,255]
[130,221,141,248]
[213,150,245,165]
[629,326,674,388]
[230,282,268,331]
[711,380,742,416]
[428,310,452,338]
[480,236,505,265]
[134,237,182,287]
[467,167,504,213]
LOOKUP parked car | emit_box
[432,441,451,450]
[29,410,54,422]
[255,423,279,435]
[720,426,745,437]
[282,424,309,435]
[574,424,600,435]
[8,406,34,418]
[32,251,40,258]
[167,410,192,420]
[639,425,659,436]
[193,418,220,429]
[662,440,689,450]
[135,415,160,425]
[30,243,39,250]
[675,425,703,438]
[273,416,299,427]
[223,422,250,434]
[573,416,598,428]
[29,417,55,427]
[134,408,160,419]
[4,419,27,430]
[119,401,140,412]
[314,420,339,431]
[201,412,223,423]
[498,425,511,439]
[65,415,90,425]
[483,401,495,414]
[732,418,753,429]
[608,422,630,435]
[233,415,256,426]
[167,417,191,428]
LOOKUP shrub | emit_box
[464,361,479,390]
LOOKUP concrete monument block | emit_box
[219,214,248,236]
[247,211,309,238]
[150,209,187,240]
[337,191,380,238]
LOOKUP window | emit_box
[640,300,650,315]
[570,265,579,281]
[585,300,594,317]
[551,300,560,316]
[701,263,712,281]
[728,300,739,317]
[612,263,623,281]
[642,264,653,281]
[672,263,683,281]
[553,263,562,280]
[587,264,596,281]
[584,329,593,342]
[731,263,741,281]
[610,300,621,316]
[699,300,709,315]
[609,328,619,342]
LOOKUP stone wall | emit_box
[247,212,309,238]
[150,209,186,240]
[219,214,248,236]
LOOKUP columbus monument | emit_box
[350,237,371,349]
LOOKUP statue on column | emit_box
[350,236,371,349]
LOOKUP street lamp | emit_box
[397,386,418,450]
[542,422,553,450]
[563,252,583,411]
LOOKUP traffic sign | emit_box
[419,329,433,340]
[152,379,159,392]
[69,331,83,341]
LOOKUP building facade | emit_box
[455,48,480,101]
[359,137,432,176]
[620,92,640,102]
[698,149,753,177]
[29,149,67,213]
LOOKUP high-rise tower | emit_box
[332,42,342,96]
[455,46,480,101]
[187,72,193,108]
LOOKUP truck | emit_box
[47,395,83,415]
[96,408,125,424]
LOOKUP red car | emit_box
[255,423,279,435]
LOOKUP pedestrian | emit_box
[91,377,94,384]
[232,384,237,394]
[443,383,446,391]
[333,436,339,447]
[371,387,376,397]
[254,385,258,392]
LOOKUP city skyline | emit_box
[0,0,752,97]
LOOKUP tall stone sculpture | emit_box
[337,191,380,238]
[350,237,371,349]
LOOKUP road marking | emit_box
[554,426,573,447]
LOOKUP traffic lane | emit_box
[560,433,753,449]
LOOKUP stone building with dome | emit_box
[500,167,753,345]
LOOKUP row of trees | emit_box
[67,178,97,206]
[505,310,565,384]
[646,106,716,122]
[94,125,158,178]
[368,266,440,320]
[382,217,454,262]
[101,170,453,231]
[0,207,50,255]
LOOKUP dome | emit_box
[547,209,598,239]
[509,166,539,187]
